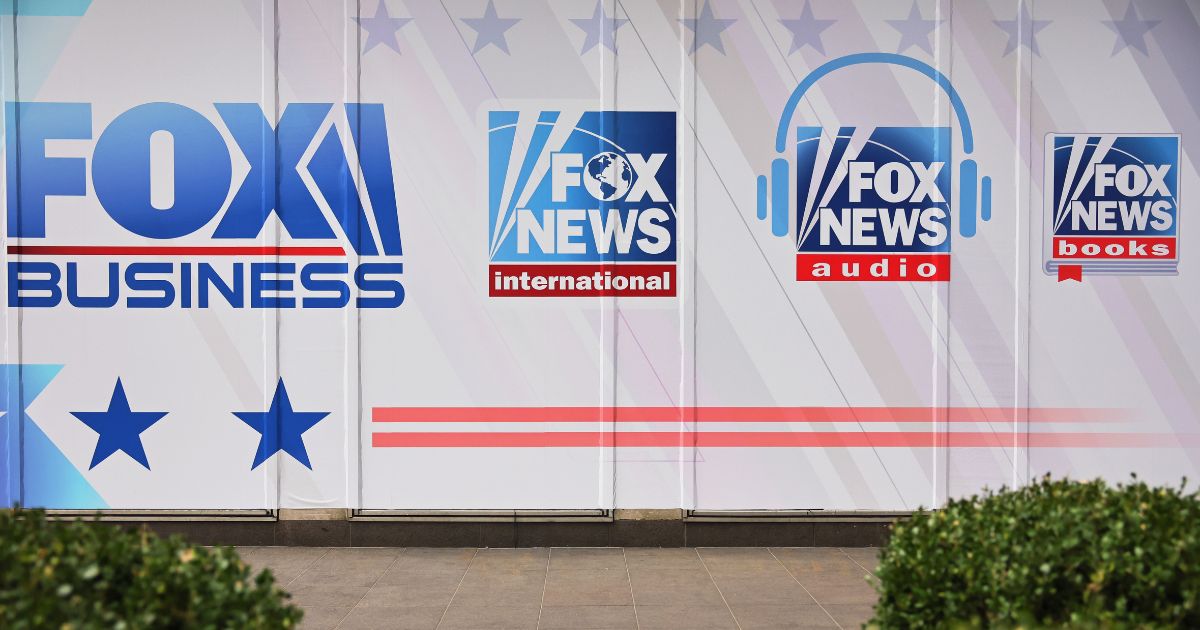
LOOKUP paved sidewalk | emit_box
[236,547,879,629]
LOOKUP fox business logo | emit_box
[5,102,405,309]
[1045,134,1180,277]
[487,111,676,297]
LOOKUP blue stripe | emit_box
[959,159,978,238]
[756,175,768,220]
[770,158,789,238]
[0,0,91,15]
[980,176,992,222]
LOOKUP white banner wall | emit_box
[1,0,1196,512]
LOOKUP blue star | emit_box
[234,379,329,470]
[571,1,628,54]
[1104,3,1159,56]
[71,379,167,470]
[778,1,835,55]
[680,0,736,55]
[886,2,942,55]
[993,5,1050,57]
[353,0,413,55]
[461,0,521,55]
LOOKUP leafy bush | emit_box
[870,476,1200,629]
[0,509,301,629]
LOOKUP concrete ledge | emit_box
[615,508,684,520]
[113,516,899,548]
[278,508,352,521]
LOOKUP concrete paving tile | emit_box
[388,548,477,574]
[538,605,638,629]
[728,604,839,628]
[769,548,863,576]
[233,546,261,560]
[437,605,541,629]
[291,548,401,588]
[373,566,468,589]
[242,547,329,586]
[297,606,352,630]
[801,580,879,606]
[357,582,460,608]
[628,570,726,606]
[285,583,371,609]
[705,564,796,581]
[634,605,738,629]
[290,568,391,589]
[450,571,548,606]
[823,603,877,628]
[709,576,816,606]
[248,546,330,563]
[548,548,627,572]
[542,570,633,606]
[839,548,880,574]
[457,568,548,586]
[469,548,549,573]
[317,547,403,567]
[697,547,784,574]
[623,548,704,571]
[336,605,445,629]
[236,546,880,630]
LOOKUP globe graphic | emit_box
[583,152,633,201]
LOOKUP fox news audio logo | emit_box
[487,111,676,297]
[5,102,405,309]
[757,54,992,282]
[1045,134,1180,277]
[793,127,951,281]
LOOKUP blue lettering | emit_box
[354,262,404,308]
[300,262,350,308]
[66,262,118,308]
[214,103,336,241]
[125,262,175,308]
[198,263,244,308]
[251,262,295,308]
[7,261,62,307]
[5,102,90,237]
[92,103,231,239]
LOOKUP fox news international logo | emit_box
[487,111,676,297]
[1045,134,1180,277]
[795,126,951,281]
[5,102,405,309]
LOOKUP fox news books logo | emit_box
[5,102,404,309]
[1045,134,1180,277]
[487,111,676,297]
[794,126,952,281]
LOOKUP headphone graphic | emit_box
[756,52,992,241]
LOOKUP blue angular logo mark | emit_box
[0,365,107,508]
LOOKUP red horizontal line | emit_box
[371,406,1124,424]
[8,245,346,257]
[371,431,1190,448]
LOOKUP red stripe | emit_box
[9,245,346,256]
[370,406,1124,423]
[371,431,1190,448]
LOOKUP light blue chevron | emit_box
[1,364,107,509]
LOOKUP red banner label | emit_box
[796,254,950,282]
[489,264,675,297]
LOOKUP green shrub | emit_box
[0,509,302,629]
[870,476,1200,629]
